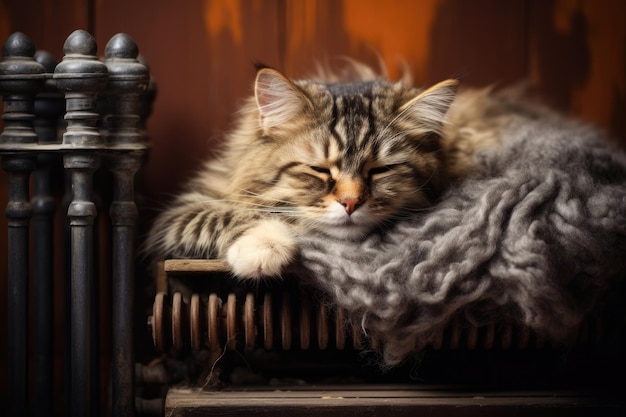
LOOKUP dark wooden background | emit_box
[1,0,625,413]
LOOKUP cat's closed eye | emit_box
[310,166,331,175]
[368,164,396,177]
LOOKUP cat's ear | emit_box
[399,79,459,135]
[255,68,311,130]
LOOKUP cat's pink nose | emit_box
[339,198,360,215]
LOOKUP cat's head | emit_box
[230,67,458,239]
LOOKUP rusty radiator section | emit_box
[151,290,354,354]
[152,260,607,356]
[149,288,605,355]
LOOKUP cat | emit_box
[145,63,517,279]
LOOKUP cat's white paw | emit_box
[226,219,296,279]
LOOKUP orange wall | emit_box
[85,0,626,201]
[1,0,625,413]
[3,0,623,198]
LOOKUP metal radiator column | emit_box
[0,32,47,417]
[104,33,150,417]
[54,29,108,417]
[32,49,64,417]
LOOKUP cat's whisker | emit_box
[231,188,296,206]
[184,194,297,212]
[397,206,432,214]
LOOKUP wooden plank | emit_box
[2,0,91,59]
[282,0,438,80]
[425,0,527,86]
[164,258,230,273]
[165,385,624,416]
[282,0,527,86]
[528,0,626,141]
[167,383,598,398]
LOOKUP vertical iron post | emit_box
[104,33,149,417]
[0,32,47,417]
[32,49,64,417]
[54,29,108,417]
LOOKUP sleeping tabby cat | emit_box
[145,64,512,279]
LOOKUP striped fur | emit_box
[145,65,507,279]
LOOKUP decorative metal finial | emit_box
[53,29,108,148]
[0,32,48,145]
[104,33,149,147]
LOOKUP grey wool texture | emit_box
[298,115,626,365]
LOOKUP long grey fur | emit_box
[298,111,626,365]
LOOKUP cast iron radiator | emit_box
[0,31,155,417]
[151,261,606,355]
[149,259,625,416]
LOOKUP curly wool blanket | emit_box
[298,115,626,365]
